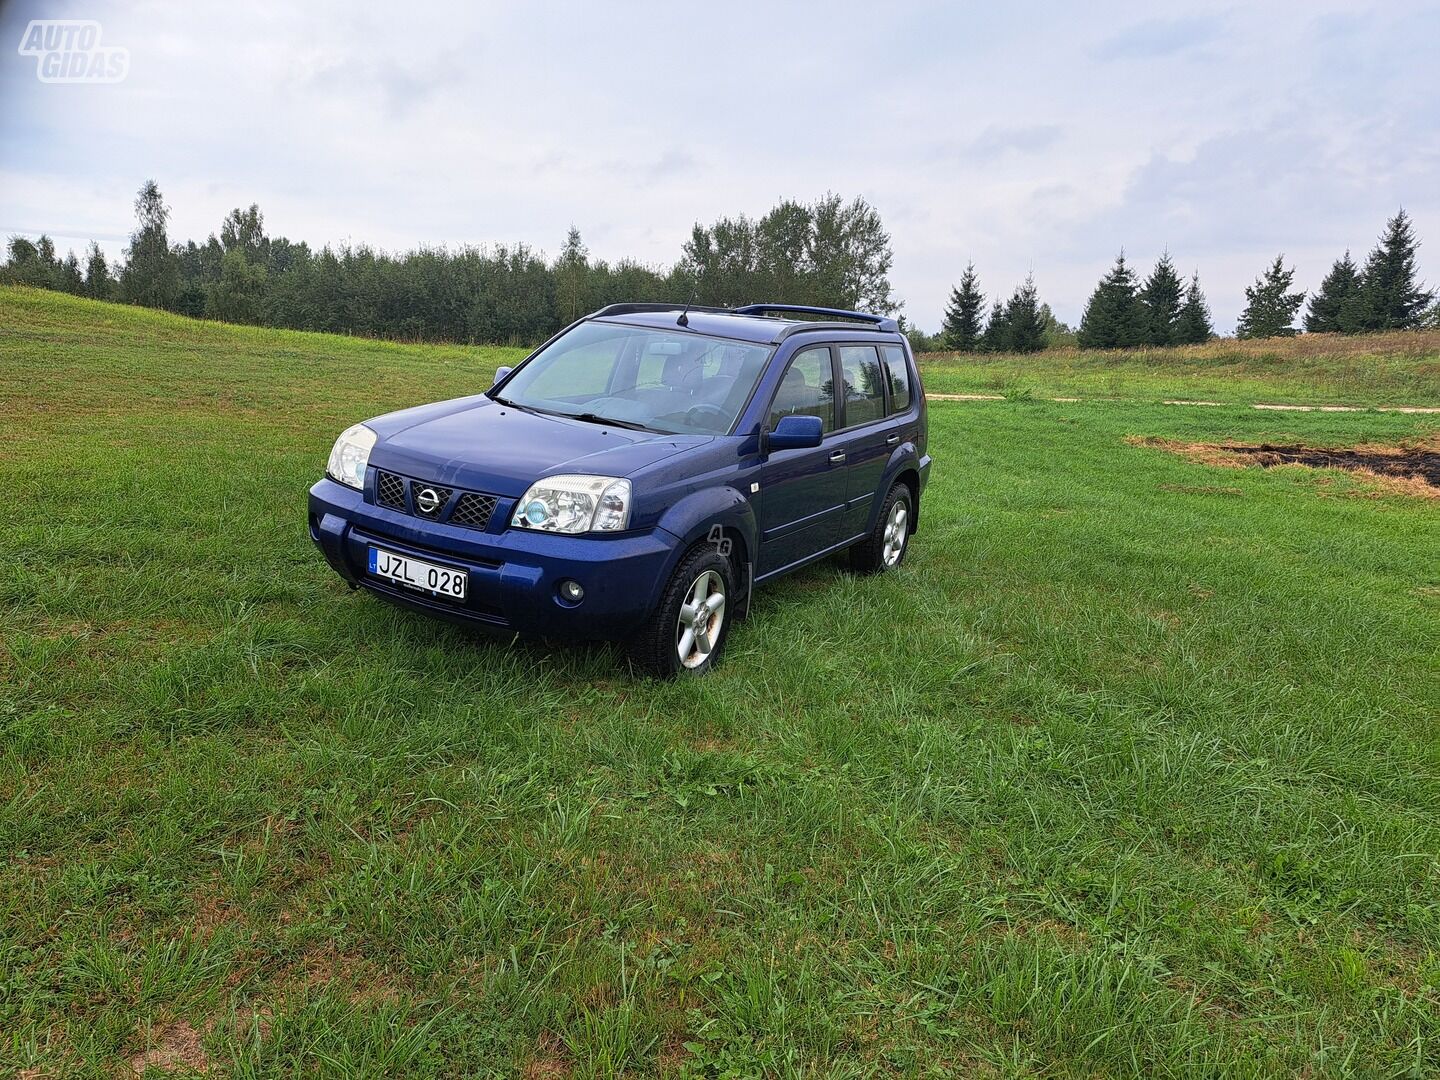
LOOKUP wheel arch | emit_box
[653,486,759,613]
[892,467,921,534]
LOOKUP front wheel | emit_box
[848,483,912,575]
[628,546,734,678]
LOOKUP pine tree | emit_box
[1174,272,1214,344]
[941,262,985,352]
[1138,252,1184,345]
[1358,209,1434,330]
[1077,252,1145,348]
[1236,254,1305,339]
[979,299,1009,352]
[84,242,113,300]
[58,251,84,294]
[1304,251,1365,333]
[1004,275,1046,353]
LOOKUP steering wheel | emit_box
[685,402,728,429]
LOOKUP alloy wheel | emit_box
[676,569,726,669]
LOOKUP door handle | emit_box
[886,434,901,446]
[828,451,847,464]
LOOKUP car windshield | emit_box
[493,321,773,435]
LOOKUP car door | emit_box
[756,345,846,576]
[830,344,894,540]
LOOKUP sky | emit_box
[2,0,1438,333]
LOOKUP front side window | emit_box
[496,321,772,435]
[767,346,834,432]
[838,346,886,427]
[881,344,912,413]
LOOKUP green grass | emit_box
[919,333,1440,407]
[2,286,1438,1077]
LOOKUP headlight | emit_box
[325,423,376,490]
[511,474,631,533]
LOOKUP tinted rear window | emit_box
[881,344,912,413]
[838,345,886,427]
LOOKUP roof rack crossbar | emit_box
[590,302,732,319]
[588,301,902,342]
[733,303,898,331]
[770,320,897,342]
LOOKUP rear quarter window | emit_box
[881,344,912,413]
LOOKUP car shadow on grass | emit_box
[340,553,856,680]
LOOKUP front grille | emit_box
[371,470,499,532]
[450,492,498,530]
[411,484,453,518]
[376,470,405,509]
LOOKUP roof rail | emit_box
[733,303,900,333]
[768,320,897,343]
[590,302,732,319]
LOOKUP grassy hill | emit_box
[918,332,1440,406]
[2,287,1438,1076]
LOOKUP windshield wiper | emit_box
[565,412,654,432]
[491,392,530,411]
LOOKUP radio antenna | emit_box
[677,289,697,327]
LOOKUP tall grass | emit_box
[2,286,1438,1076]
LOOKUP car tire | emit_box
[848,483,912,575]
[628,544,735,678]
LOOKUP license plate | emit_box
[368,546,467,601]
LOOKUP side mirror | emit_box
[765,414,824,452]
[492,365,513,387]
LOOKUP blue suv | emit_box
[308,303,930,676]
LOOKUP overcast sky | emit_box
[3,0,1437,332]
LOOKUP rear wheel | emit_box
[628,545,733,678]
[848,483,912,575]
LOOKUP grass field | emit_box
[2,286,1438,1078]
[917,333,1440,407]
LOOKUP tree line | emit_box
[1223,210,1433,339]
[934,209,1435,353]
[1,182,898,346]
[3,181,1436,350]
[934,253,1211,354]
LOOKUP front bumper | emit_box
[307,477,678,639]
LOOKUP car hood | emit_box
[366,394,712,497]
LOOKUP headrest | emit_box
[781,366,809,393]
[661,353,701,388]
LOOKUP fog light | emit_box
[559,579,585,603]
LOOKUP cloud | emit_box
[0,0,1437,333]
[643,149,698,181]
[958,124,1063,161]
[1091,16,1224,60]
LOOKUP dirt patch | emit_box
[126,1021,208,1075]
[1222,443,1440,485]
[1133,436,1440,497]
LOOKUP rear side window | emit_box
[768,347,834,432]
[838,346,886,427]
[881,345,912,413]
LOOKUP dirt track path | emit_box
[925,394,1440,414]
